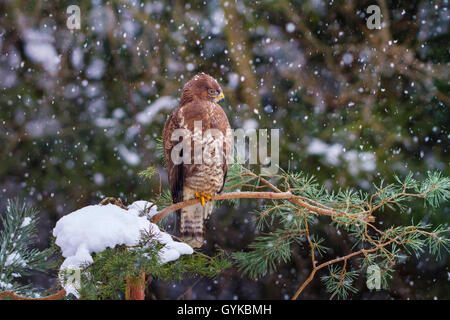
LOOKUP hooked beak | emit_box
[214,92,225,103]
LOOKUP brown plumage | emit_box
[162,73,233,247]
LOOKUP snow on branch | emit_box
[52,200,193,297]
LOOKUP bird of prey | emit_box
[162,73,233,248]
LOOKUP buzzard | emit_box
[162,73,233,248]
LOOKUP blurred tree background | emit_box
[0,0,448,299]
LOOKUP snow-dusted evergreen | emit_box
[0,200,53,297]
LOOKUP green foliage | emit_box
[222,162,260,206]
[321,265,359,300]
[420,172,449,208]
[150,189,175,229]
[0,199,54,297]
[151,189,174,212]
[156,137,166,165]
[138,166,158,181]
[73,232,231,300]
[229,165,449,299]
[154,251,232,282]
[426,225,449,260]
[362,253,396,290]
[233,229,296,279]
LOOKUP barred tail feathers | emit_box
[178,187,213,248]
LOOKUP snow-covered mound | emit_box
[53,201,193,271]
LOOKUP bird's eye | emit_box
[208,88,216,95]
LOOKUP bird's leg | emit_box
[195,192,212,207]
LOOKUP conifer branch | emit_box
[0,289,65,300]
[171,164,449,300]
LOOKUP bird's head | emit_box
[180,73,225,106]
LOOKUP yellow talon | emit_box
[195,192,211,207]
